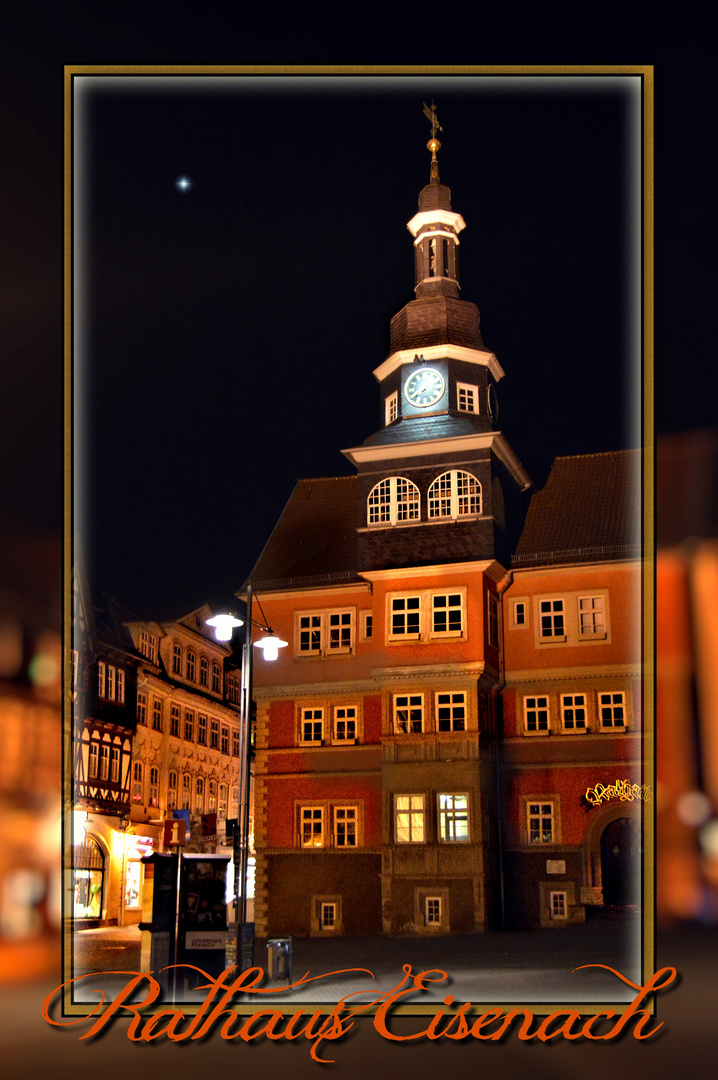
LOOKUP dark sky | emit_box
[74,74,639,616]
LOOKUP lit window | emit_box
[367,476,420,526]
[395,794,425,843]
[200,657,209,687]
[110,746,120,783]
[100,744,110,781]
[333,807,357,847]
[98,662,125,702]
[221,726,229,754]
[579,595,607,638]
[137,692,147,725]
[212,663,221,693]
[301,708,324,744]
[438,794,469,842]
[388,590,466,642]
[132,761,142,802]
[149,767,159,807]
[561,694,587,731]
[334,706,357,742]
[186,651,196,681]
[172,644,182,675]
[208,780,217,813]
[320,901,336,930]
[393,694,423,734]
[181,773,191,809]
[152,699,163,732]
[89,743,99,780]
[210,719,219,749]
[427,470,481,519]
[197,715,207,745]
[539,599,565,640]
[168,770,177,810]
[456,382,478,413]
[295,609,355,658]
[425,896,442,925]
[599,692,626,728]
[170,705,181,738]
[196,776,204,814]
[184,710,194,741]
[300,807,324,847]
[550,891,567,919]
[385,391,398,425]
[436,692,466,732]
[528,802,554,844]
[219,784,227,819]
[525,696,550,733]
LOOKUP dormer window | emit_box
[367,476,420,526]
[456,382,478,413]
[427,470,481,519]
[385,391,398,426]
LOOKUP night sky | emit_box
[74,74,640,618]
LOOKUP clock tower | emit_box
[343,112,531,571]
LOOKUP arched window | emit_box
[209,780,217,813]
[73,838,105,919]
[367,476,420,526]
[149,767,159,807]
[219,783,227,819]
[196,775,204,813]
[167,770,177,810]
[182,773,191,809]
[428,470,482,519]
[132,761,143,803]
[212,663,221,693]
[172,643,182,675]
[186,651,196,681]
[200,657,209,687]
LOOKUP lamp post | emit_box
[207,583,287,927]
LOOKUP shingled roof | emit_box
[512,450,642,567]
[361,411,488,448]
[248,476,361,591]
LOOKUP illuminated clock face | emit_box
[405,367,445,408]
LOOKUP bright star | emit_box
[175,176,192,192]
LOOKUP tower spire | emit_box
[422,101,443,182]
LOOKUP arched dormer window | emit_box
[428,470,482,519]
[367,477,420,526]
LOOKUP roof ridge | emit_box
[553,448,640,462]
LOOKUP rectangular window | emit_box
[97,661,106,698]
[100,744,110,781]
[300,806,324,847]
[149,767,159,807]
[390,595,421,639]
[539,599,566,640]
[170,705,181,738]
[182,773,191,809]
[425,896,442,925]
[334,706,357,742]
[200,657,209,687]
[393,694,423,734]
[360,610,373,641]
[110,747,120,783]
[333,807,357,847]
[168,771,177,811]
[184,710,194,741]
[432,593,464,637]
[388,590,466,643]
[116,669,125,704]
[172,644,182,674]
[107,665,115,700]
[599,692,626,728]
[525,695,550,733]
[512,600,527,628]
[385,390,398,425]
[212,663,221,693]
[137,692,147,725]
[198,714,207,745]
[456,382,478,413]
[528,802,554,844]
[89,743,99,780]
[139,631,158,663]
[132,762,142,802]
[210,719,219,749]
[436,691,466,732]
[550,891,567,919]
[296,609,355,658]
[561,693,587,731]
[186,652,196,681]
[221,726,229,754]
[232,729,240,756]
[301,708,324,744]
[578,595,606,638]
[394,794,425,843]
[196,776,204,814]
[320,902,336,930]
[438,794,469,842]
[152,700,163,732]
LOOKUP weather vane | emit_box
[422,101,443,181]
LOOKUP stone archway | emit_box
[600,816,641,907]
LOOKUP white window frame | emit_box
[295,608,355,658]
[598,691,627,729]
[385,390,398,426]
[427,470,482,519]
[333,806,358,848]
[524,695,550,735]
[578,595,607,639]
[435,691,467,732]
[425,896,442,925]
[561,693,587,732]
[299,805,325,847]
[393,693,424,734]
[438,793,470,842]
[110,746,120,783]
[360,610,373,642]
[387,588,466,644]
[539,598,566,642]
[100,744,110,781]
[367,476,421,527]
[527,801,555,844]
[333,705,357,743]
[300,707,324,745]
[550,891,568,919]
[456,382,478,413]
[511,598,529,629]
[320,901,337,929]
[394,794,425,844]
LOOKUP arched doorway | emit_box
[72,837,105,921]
[600,817,641,907]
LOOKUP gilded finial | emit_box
[422,101,443,181]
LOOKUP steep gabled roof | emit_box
[248,476,360,591]
[512,450,641,568]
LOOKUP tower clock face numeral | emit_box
[405,368,445,408]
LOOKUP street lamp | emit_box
[207,584,286,932]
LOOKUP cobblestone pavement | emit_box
[70,912,642,1008]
